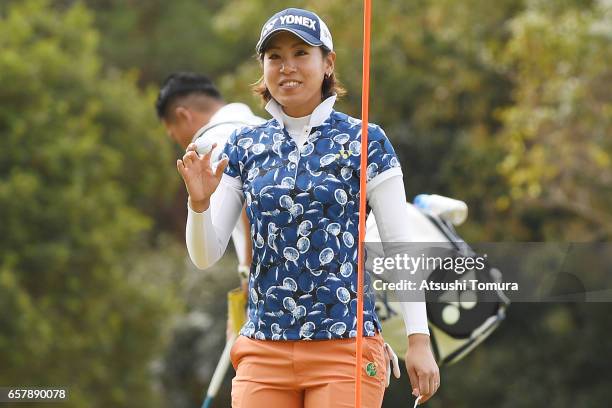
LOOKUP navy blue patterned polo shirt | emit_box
[221,95,402,340]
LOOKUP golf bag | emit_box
[366,196,510,367]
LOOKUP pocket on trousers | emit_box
[230,335,244,370]
[363,335,386,384]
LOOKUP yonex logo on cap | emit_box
[262,18,278,36]
[256,8,333,53]
[279,15,317,30]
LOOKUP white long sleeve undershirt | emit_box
[367,177,430,336]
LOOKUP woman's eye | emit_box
[267,54,279,60]
[296,50,308,56]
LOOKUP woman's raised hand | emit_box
[176,143,229,212]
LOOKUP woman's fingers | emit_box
[183,142,219,173]
[433,371,441,395]
[182,150,198,167]
[429,374,436,398]
[177,159,186,176]
[420,375,435,404]
[407,367,419,398]
[215,157,229,179]
[200,142,218,167]
[417,368,439,403]
[418,370,430,400]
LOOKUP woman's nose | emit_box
[280,62,296,73]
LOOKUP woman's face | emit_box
[263,31,335,117]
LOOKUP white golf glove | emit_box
[384,342,401,387]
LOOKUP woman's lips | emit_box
[279,80,302,89]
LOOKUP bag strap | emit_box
[191,120,253,143]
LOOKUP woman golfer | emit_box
[178,8,439,407]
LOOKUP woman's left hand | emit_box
[404,334,440,404]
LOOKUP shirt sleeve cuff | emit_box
[398,301,430,336]
[366,167,403,195]
[187,197,210,215]
[406,325,431,336]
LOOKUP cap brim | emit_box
[256,28,323,53]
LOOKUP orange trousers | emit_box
[230,333,387,408]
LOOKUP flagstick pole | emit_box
[356,0,372,406]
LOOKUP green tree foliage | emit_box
[69,0,256,85]
[497,0,612,240]
[0,1,181,406]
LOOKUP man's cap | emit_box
[256,8,333,54]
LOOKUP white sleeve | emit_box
[231,210,249,267]
[186,174,245,269]
[368,174,430,336]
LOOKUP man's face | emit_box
[162,107,206,150]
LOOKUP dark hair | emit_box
[252,46,346,105]
[155,72,222,119]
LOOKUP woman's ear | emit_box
[325,51,336,74]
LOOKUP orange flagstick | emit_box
[355,0,372,407]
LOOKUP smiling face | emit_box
[262,31,335,117]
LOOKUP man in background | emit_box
[156,72,264,337]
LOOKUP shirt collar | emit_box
[208,103,254,125]
[265,94,337,129]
